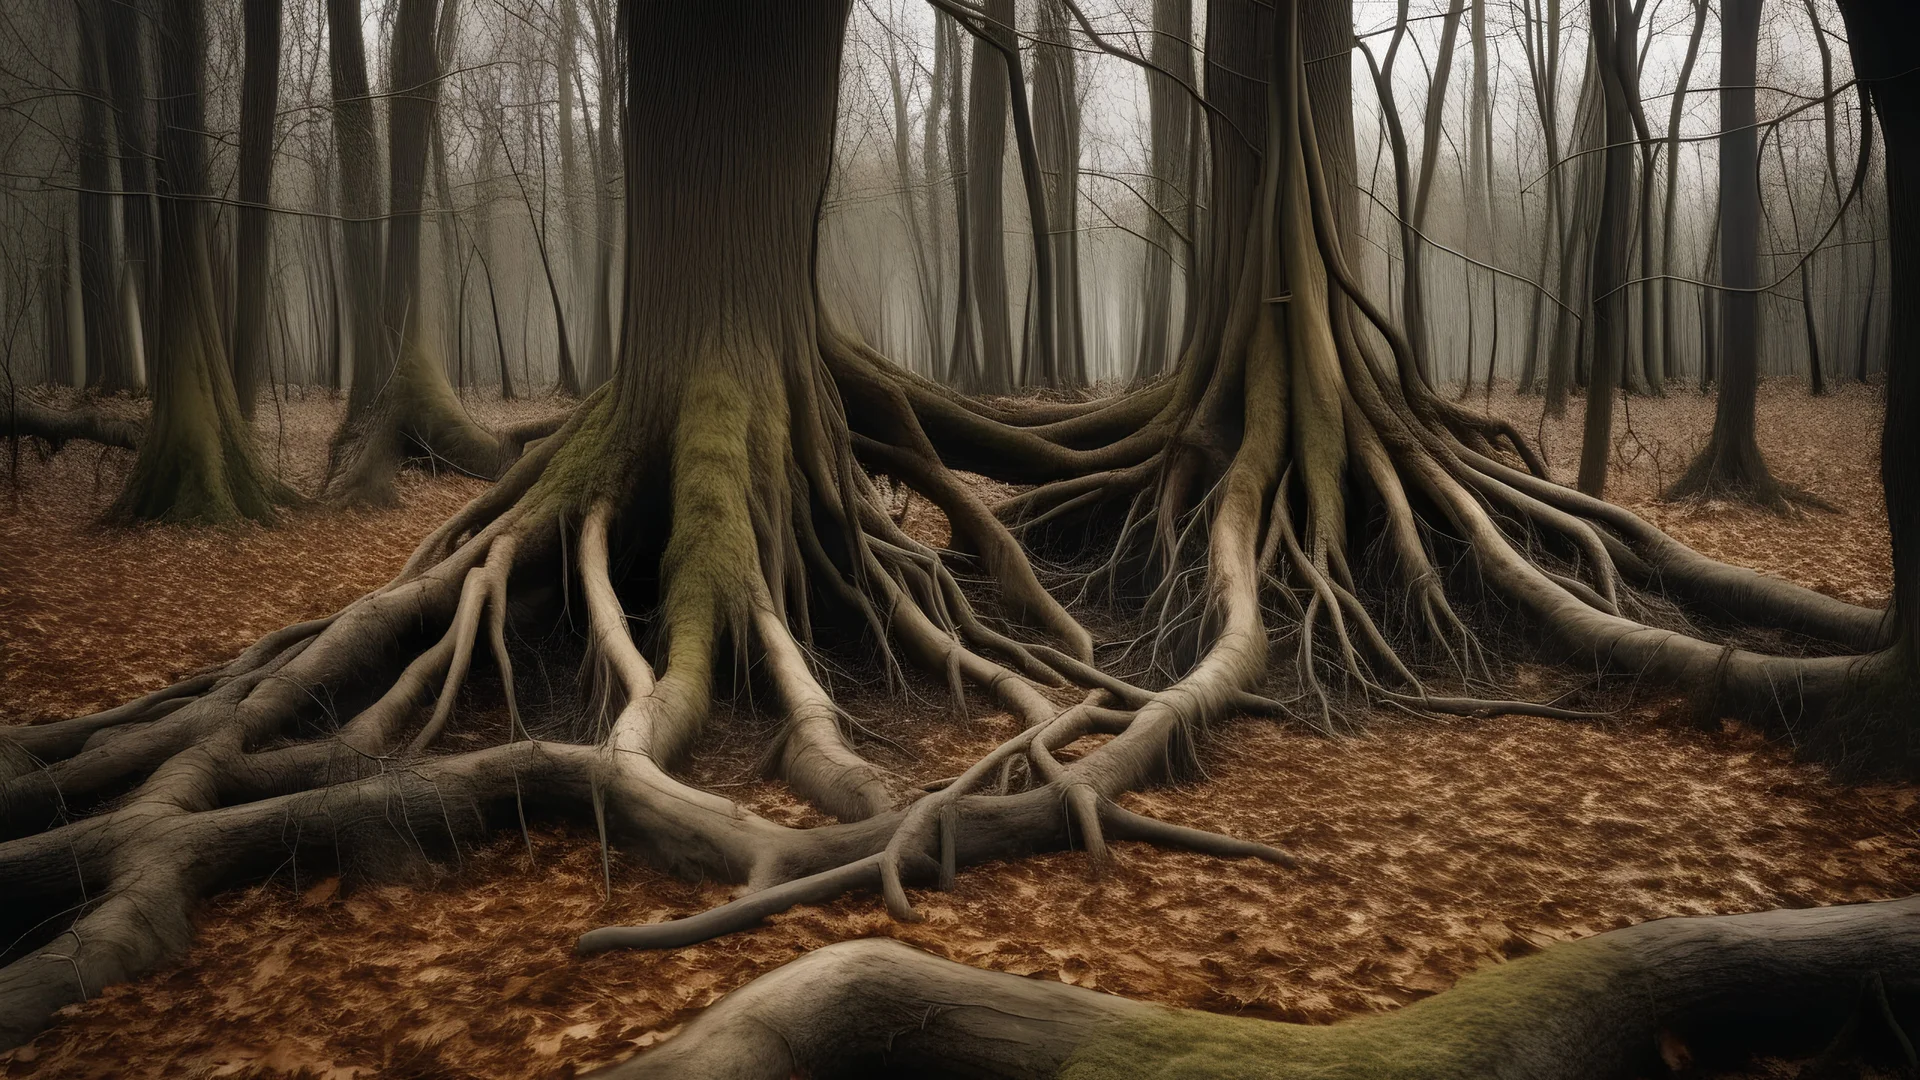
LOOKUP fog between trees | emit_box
[0,0,1886,399]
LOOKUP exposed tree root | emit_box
[587,896,1920,1079]
[3,0,1913,1068]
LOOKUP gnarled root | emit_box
[587,896,1920,1079]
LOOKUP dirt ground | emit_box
[1,382,1913,1079]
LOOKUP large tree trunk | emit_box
[109,0,292,524]
[230,0,282,419]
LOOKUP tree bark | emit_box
[231,0,283,419]
[1133,0,1194,381]
[962,0,1016,393]
[72,0,133,392]
[1658,0,1707,385]
[98,0,154,383]
[1668,0,1802,506]
[1838,0,1920,657]
[326,0,385,418]
[1577,0,1636,496]
[110,0,292,524]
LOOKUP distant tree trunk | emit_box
[1669,0,1807,507]
[1466,0,1493,388]
[1578,0,1635,496]
[1517,0,1565,396]
[430,0,466,397]
[1857,220,1878,382]
[923,13,951,380]
[1659,0,1707,385]
[73,0,132,392]
[1804,0,1846,391]
[944,15,977,386]
[1836,0,1917,650]
[231,0,283,419]
[1700,187,1720,387]
[111,0,292,523]
[1409,0,1467,382]
[328,0,548,502]
[962,0,1016,393]
[1030,0,1084,387]
[1617,0,1659,395]
[98,0,153,384]
[1776,136,1825,395]
[1546,55,1602,414]
[587,0,623,390]
[887,38,942,376]
[326,0,385,419]
[1133,0,1194,381]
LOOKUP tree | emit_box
[1029,0,1087,387]
[107,0,293,523]
[1666,0,1817,507]
[957,0,1016,391]
[1658,0,1709,385]
[230,0,284,418]
[2,0,1911,1064]
[1131,0,1194,381]
[1575,0,1636,497]
[323,0,558,503]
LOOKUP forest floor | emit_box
[0,380,1913,1079]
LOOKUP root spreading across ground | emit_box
[1,386,1910,1080]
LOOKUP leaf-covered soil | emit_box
[1,383,1912,1079]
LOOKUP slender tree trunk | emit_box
[327,0,385,418]
[887,40,943,375]
[1618,0,1659,395]
[923,14,951,380]
[1031,0,1083,387]
[1670,0,1800,505]
[1133,0,1194,381]
[1804,0,1846,391]
[73,0,132,392]
[1578,0,1636,495]
[231,0,283,419]
[1659,0,1707,386]
[963,0,1016,393]
[946,15,977,386]
[98,0,154,385]
[1546,55,1602,414]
